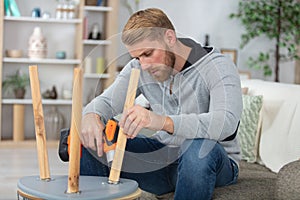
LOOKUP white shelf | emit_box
[0,140,59,148]
[84,73,110,79]
[83,40,111,45]
[3,57,81,65]
[2,99,72,105]
[4,16,81,24]
[0,1,119,143]
[84,6,112,12]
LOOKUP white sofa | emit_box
[140,79,300,199]
[241,79,300,173]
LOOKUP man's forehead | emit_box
[126,40,165,54]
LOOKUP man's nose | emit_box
[139,58,150,70]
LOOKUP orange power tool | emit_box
[103,119,119,165]
[58,119,119,164]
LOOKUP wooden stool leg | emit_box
[67,67,83,193]
[109,68,140,183]
[29,65,50,180]
[13,104,25,141]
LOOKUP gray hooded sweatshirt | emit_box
[83,43,243,164]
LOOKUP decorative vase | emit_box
[42,86,58,99]
[14,88,26,99]
[28,27,47,59]
[44,106,64,140]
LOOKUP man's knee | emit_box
[180,139,219,161]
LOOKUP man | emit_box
[80,8,242,199]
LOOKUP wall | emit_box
[117,0,295,83]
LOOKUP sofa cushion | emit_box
[241,79,300,173]
[238,95,263,163]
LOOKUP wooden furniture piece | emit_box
[0,0,119,144]
[17,66,141,200]
[82,1,119,104]
[67,67,83,193]
[0,0,4,143]
[13,104,25,141]
[29,65,50,180]
[109,68,140,183]
[238,70,251,80]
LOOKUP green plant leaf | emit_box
[229,0,300,80]
[2,70,30,92]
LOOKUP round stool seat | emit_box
[276,160,300,200]
[17,175,141,200]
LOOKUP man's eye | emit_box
[144,50,153,57]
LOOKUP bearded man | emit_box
[80,8,242,200]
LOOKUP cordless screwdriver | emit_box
[58,119,119,165]
[103,119,119,165]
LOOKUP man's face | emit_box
[126,39,175,82]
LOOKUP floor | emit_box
[0,142,163,200]
[0,143,68,200]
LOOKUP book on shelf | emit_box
[83,16,88,39]
[4,0,21,17]
[4,0,11,16]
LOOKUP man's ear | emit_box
[164,29,176,47]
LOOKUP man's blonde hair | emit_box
[122,8,175,46]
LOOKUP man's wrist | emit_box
[163,116,174,135]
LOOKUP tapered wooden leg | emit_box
[13,104,25,141]
[29,65,50,180]
[67,67,83,193]
[109,68,140,184]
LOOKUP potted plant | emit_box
[2,69,30,99]
[230,0,300,82]
[123,0,141,15]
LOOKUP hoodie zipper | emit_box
[169,75,174,95]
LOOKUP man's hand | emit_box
[81,113,105,157]
[119,105,174,139]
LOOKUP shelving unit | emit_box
[0,0,79,143]
[83,73,110,79]
[0,0,119,144]
[0,0,4,143]
[84,5,112,12]
[2,99,72,105]
[83,39,111,45]
[4,16,81,23]
[3,57,81,64]
[81,1,119,105]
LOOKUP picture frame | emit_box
[220,49,237,64]
[238,70,251,80]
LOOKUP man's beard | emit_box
[152,50,176,82]
[148,45,176,82]
[165,47,176,71]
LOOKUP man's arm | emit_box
[81,60,141,155]
[163,116,174,135]
[119,105,174,138]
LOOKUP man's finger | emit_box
[96,138,103,157]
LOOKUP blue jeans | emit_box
[80,137,239,200]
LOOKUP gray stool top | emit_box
[18,175,139,200]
